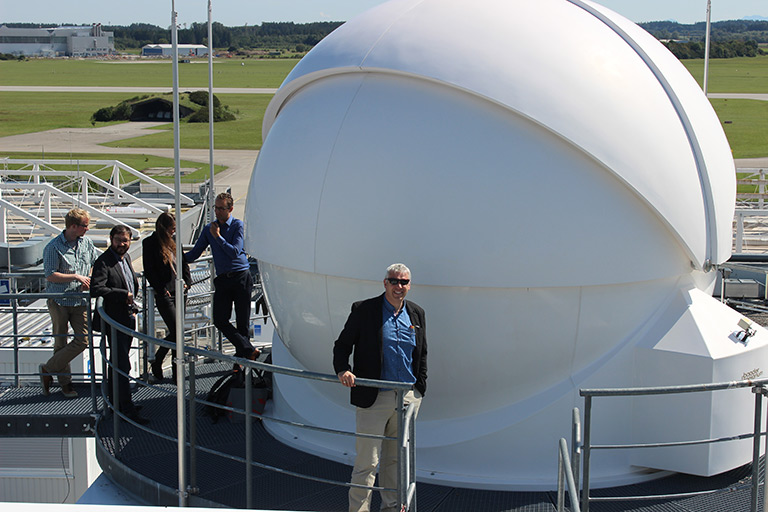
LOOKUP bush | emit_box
[91,101,131,122]
[187,106,236,123]
[113,102,132,120]
[188,90,221,108]
[92,106,115,122]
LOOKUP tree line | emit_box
[6,19,766,57]
[663,39,761,59]
[4,21,343,52]
[639,20,767,59]
[112,21,344,51]
[640,19,768,43]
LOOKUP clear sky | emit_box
[0,0,765,28]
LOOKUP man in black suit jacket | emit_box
[333,263,427,512]
[91,225,148,425]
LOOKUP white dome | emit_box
[245,0,745,489]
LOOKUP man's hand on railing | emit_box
[338,370,356,387]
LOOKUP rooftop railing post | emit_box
[11,276,19,388]
[98,308,108,415]
[571,407,581,492]
[557,443,565,512]
[188,358,198,493]
[397,388,407,511]
[409,401,417,511]
[558,438,582,512]
[87,299,97,413]
[111,321,120,452]
[581,395,592,512]
[209,258,220,352]
[763,386,768,512]
[245,367,254,509]
[750,385,764,512]
[143,276,152,379]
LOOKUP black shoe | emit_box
[151,359,164,380]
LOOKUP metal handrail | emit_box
[93,297,418,511]
[0,271,417,510]
[0,288,99,408]
[557,438,582,512]
[578,380,768,512]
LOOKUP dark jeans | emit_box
[105,313,136,413]
[153,291,186,366]
[213,270,254,358]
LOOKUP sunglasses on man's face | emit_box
[386,278,410,286]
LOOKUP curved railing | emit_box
[93,296,418,510]
[558,379,768,512]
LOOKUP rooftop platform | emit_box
[0,359,759,511]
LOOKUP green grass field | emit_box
[0,58,297,88]
[0,55,766,159]
[712,98,768,159]
[681,55,768,93]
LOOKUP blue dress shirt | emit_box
[380,299,417,385]
[184,216,249,275]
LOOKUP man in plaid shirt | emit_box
[39,208,100,398]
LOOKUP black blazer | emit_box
[333,293,427,408]
[142,232,191,295]
[91,249,139,325]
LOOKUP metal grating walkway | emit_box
[86,360,759,512]
[0,361,760,510]
[0,382,100,436]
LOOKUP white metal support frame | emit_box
[0,183,140,238]
[0,158,195,206]
[0,197,60,243]
[0,167,163,215]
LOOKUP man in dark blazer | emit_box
[91,225,149,425]
[333,263,427,512]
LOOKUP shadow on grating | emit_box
[93,359,760,511]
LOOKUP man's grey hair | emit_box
[385,263,411,278]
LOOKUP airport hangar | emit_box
[0,24,114,57]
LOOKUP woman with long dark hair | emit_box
[143,212,191,381]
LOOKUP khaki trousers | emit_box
[45,299,89,386]
[349,389,422,512]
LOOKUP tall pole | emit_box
[171,1,188,506]
[207,0,215,223]
[703,0,712,94]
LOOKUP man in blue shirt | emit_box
[39,208,100,399]
[185,192,258,361]
[333,263,428,512]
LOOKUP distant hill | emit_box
[743,16,768,22]
[639,19,768,43]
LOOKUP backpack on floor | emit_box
[204,370,243,423]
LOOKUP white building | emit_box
[141,44,209,58]
[0,24,114,57]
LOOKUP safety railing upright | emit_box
[0,273,100,412]
[556,408,582,512]
[578,378,768,512]
[93,296,419,511]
